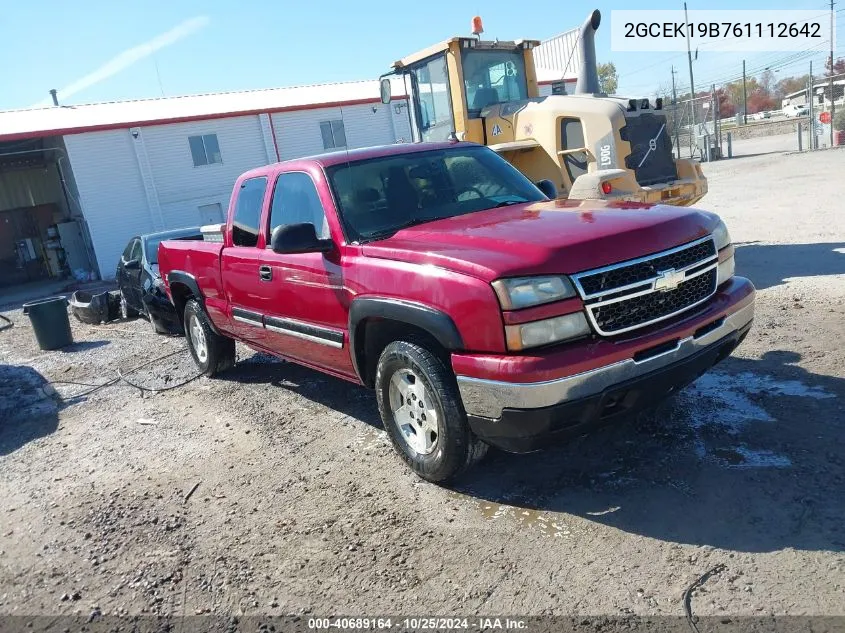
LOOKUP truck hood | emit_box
[360,199,719,281]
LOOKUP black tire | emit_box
[183,299,236,377]
[119,291,140,319]
[375,340,488,483]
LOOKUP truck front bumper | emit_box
[454,278,754,453]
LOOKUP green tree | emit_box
[724,78,760,112]
[597,62,618,94]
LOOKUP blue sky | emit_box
[2,0,842,111]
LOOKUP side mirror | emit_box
[535,179,558,200]
[380,78,392,105]
[124,258,141,270]
[270,223,332,254]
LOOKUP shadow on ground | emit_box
[220,345,845,553]
[226,353,380,427]
[62,340,110,353]
[0,364,61,456]
[735,242,845,290]
[454,350,845,553]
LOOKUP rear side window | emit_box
[560,118,588,183]
[268,172,330,240]
[129,240,142,262]
[232,177,268,247]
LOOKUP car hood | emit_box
[360,199,719,280]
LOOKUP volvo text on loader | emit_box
[379,10,707,206]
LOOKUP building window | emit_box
[320,120,347,150]
[188,134,222,166]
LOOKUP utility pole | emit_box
[684,2,696,157]
[742,60,748,125]
[809,60,815,150]
[830,0,836,147]
[712,83,721,157]
[671,65,680,158]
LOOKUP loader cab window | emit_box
[560,118,589,183]
[462,48,528,118]
[408,54,455,142]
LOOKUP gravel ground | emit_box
[1,148,844,624]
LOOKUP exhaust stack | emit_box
[574,9,602,95]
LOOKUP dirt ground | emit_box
[1,147,844,624]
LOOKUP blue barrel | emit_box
[22,296,73,350]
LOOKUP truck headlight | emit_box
[492,275,577,310]
[505,312,591,351]
[712,219,731,251]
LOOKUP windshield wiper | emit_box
[492,200,525,208]
[363,217,440,241]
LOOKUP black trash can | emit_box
[22,296,73,351]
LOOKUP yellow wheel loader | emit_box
[379,10,707,206]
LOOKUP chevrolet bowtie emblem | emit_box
[654,268,685,292]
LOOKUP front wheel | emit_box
[375,340,488,483]
[184,299,236,377]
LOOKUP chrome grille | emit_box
[578,240,715,296]
[573,236,719,336]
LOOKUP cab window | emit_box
[267,172,330,241]
[232,177,267,247]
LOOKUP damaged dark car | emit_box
[116,228,202,334]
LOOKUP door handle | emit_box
[259,265,272,281]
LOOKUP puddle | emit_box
[476,503,572,538]
[682,371,833,431]
[713,446,792,469]
[678,371,830,468]
[353,428,390,452]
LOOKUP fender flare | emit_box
[165,270,220,334]
[348,297,464,384]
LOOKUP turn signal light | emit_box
[601,181,612,195]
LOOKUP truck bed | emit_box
[157,239,231,334]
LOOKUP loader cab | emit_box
[381,37,540,145]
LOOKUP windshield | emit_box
[326,145,546,242]
[461,48,528,118]
[144,232,202,264]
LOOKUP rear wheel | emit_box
[375,340,487,483]
[184,299,236,377]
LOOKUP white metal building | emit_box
[0,35,577,285]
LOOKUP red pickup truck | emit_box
[158,141,755,482]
